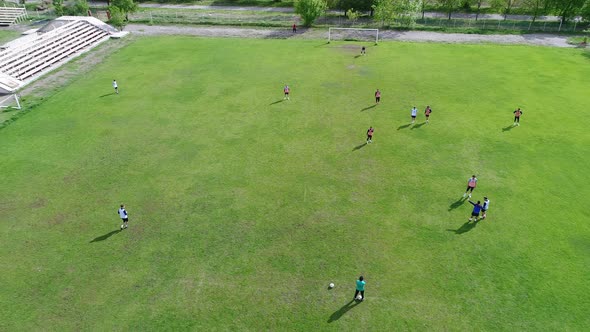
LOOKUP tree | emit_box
[549,0,586,23]
[421,0,434,19]
[108,5,125,29]
[490,0,519,20]
[522,0,548,23]
[582,0,590,23]
[394,0,422,26]
[295,0,328,26]
[67,0,89,16]
[346,8,361,25]
[340,0,375,13]
[111,0,137,21]
[53,0,64,16]
[472,0,484,20]
[437,0,461,20]
[372,0,421,26]
[372,0,396,26]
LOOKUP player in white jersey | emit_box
[118,204,129,229]
[463,175,478,198]
[481,197,490,219]
[113,80,118,94]
[411,107,418,124]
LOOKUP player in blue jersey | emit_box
[468,200,482,222]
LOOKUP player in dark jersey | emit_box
[513,108,523,126]
[468,200,483,222]
[366,126,374,143]
[424,106,432,123]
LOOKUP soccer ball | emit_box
[121,224,124,229]
[356,295,363,301]
[329,283,335,289]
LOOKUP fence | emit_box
[415,17,587,33]
[129,10,299,27]
[315,15,588,33]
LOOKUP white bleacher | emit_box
[0,16,119,93]
[0,4,27,26]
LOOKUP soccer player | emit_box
[366,126,374,143]
[463,175,477,198]
[424,105,432,123]
[292,23,297,33]
[468,200,483,222]
[411,106,418,124]
[481,196,490,219]
[283,85,290,100]
[513,108,523,126]
[112,80,118,94]
[118,204,129,229]
[354,276,366,301]
[361,46,366,55]
[375,89,381,104]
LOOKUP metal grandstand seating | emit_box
[0,17,116,93]
[0,4,27,26]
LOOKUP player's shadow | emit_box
[269,99,286,105]
[353,143,367,151]
[99,92,116,98]
[360,105,376,112]
[90,229,121,243]
[327,299,360,323]
[448,197,467,211]
[411,122,426,130]
[354,54,362,58]
[502,125,516,132]
[397,124,411,130]
[447,220,478,235]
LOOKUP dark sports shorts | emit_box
[471,212,479,217]
[425,114,430,117]
[284,92,289,95]
[411,116,416,118]
[121,218,128,222]
[376,97,380,102]
[466,186,475,192]
[367,135,373,139]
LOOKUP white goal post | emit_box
[328,28,379,44]
[0,94,21,110]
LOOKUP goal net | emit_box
[328,28,379,44]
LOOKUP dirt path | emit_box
[125,24,574,48]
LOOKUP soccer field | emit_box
[1,37,589,330]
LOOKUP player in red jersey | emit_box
[375,89,381,104]
[463,175,478,198]
[366,126,374,143]
[283,85,290,100]
[513,108,522,126]
[424,106,432,123]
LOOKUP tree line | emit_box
[297,0,590,27]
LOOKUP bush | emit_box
[53,0,64,16]
[108,6,126,29]
[65,0,89,16]
[295,0,327,27]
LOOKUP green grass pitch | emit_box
[1,37,589,330]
